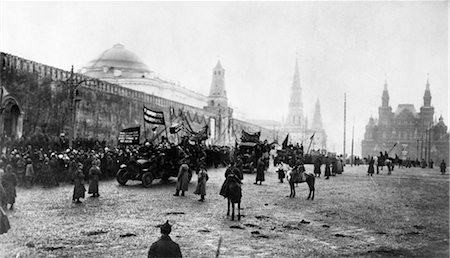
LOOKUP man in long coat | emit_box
[324,157,331,180]
[72,163,86,203]
[254,157,265,185]
[88,159,101,197]
[194,168,208,202]
[174,163,189,196]
[314,157,322,177]
[1,165,17,210]
[440,160,447,175]
[148,220,182,258]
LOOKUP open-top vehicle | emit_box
[116,147,192,187]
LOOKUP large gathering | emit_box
[1,2,449,257]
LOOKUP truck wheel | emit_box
[142,172,154,188]
[116,169,128,185]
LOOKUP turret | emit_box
[207,60,228,109]
[423,75,431,107]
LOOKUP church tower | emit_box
[420,75,434,125]
[286,58,304,127]
[312,99,323,130]
[378,78,393,127]
[283,58,306,144]
[311,99,327,149]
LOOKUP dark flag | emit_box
[143,106,165,125]
[310,132,315,140]
[282,134,289,149]
[118,126,140,145]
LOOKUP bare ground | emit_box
[0,165,448,257]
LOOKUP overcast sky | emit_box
[1,1,448,154]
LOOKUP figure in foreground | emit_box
[148,220,182,258]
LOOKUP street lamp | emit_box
[63,65,94,149]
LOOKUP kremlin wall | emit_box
[0,47,279,147]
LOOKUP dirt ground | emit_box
[0,164,448,257]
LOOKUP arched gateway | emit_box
[1,87,24,139]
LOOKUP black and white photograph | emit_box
[0,1,448,257]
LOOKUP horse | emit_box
[220,175,242,220]
[286,165,315,200]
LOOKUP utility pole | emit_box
[428,122,432,164]
[351,117,354,167]
[343,92,347,161]
[0,86,4,154]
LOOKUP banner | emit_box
[241,130,261,143]
[190,125,209,142]
[118,126,140,144]
[143,106,165,124]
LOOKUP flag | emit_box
[310,132,315,140]
[282,134,289,149]
[143,106,165,125]
[118,126,140,145]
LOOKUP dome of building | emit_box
[80,44,151,79]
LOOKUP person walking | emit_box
[174,163,190,197]
[88,159,102,197]
[314,157,322,177]
[0,183,10,234]
[324,157,331,180]
[368,157,375,176]
[254,157,265,185]
[1,165,17,210]
[25,158,35,188]
[72,163,86,204]
[194,168,208,202]
[148,220,182,258]
[440,160,446,175]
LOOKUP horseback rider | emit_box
[220,164,242,199]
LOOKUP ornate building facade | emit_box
[361,79,449,164]
[282,59,327,150]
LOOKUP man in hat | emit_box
[148,220,182,258]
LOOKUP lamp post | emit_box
[63,65,93,149]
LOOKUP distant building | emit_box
[361,78,449,164]
[282,58,327,150]
[80,44,207,108]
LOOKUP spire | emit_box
[207,60,228,108]
[423,74,431,107]
[382,77,389,107]
[292,58,300,89]
[312,98,324,130]
[286,57,303,126]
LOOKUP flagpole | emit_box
[343,93,347,160]
[306,132,315,155]
[143,105,146,144]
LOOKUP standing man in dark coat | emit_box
[254,157,265,185]
[1,165,17,210]
[367,157,375,176]
[88,159,101,197]
[440,160,446,175]
[174,163,189,197]
[314,157,322,177]
[148,220,182,258]
[324,157,331,180]
[72,163,86,203]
